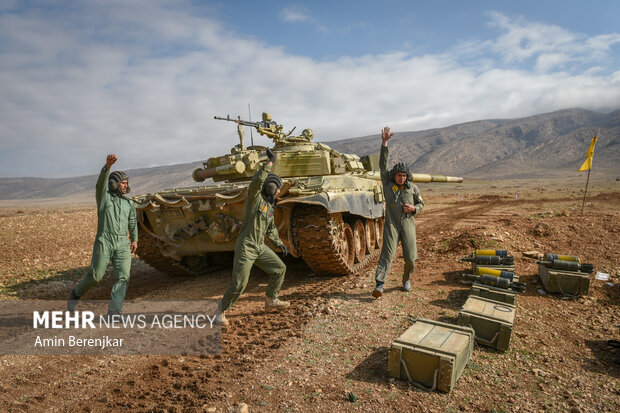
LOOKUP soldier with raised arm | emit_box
[68,154,138,315]
[216,148,290,326]
[373,127,424,298]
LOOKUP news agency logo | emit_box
[32,311,218,329]
[0,300,222,355]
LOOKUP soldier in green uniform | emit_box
[67,154,138,315]
[216,148,290,326]
[373,127,424,298]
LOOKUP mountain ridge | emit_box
[1,108,618,200]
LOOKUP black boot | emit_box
[67,289,80,312]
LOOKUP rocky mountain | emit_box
[1,108,618,201]
[328,108,620,179]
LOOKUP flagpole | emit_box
[580,165,591,216]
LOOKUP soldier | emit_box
[67,154,138,315]
[373,127,424,298]
[216,148,290,326]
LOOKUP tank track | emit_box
[136,232,231,276]
[292,205,380,276]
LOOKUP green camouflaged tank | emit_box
[133,113,463,276]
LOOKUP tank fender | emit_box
[277,192,383,219]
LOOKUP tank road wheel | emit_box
[352,219,366,263]
[364,218,376,252]
[292,206,354,275]
[292,206,382,276]
[340,223,356,268]
[182,255,207,273]
[374,217,384,250]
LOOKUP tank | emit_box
[133,113,463,276]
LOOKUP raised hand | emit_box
[381,126,394,145]
[106,154,118,169]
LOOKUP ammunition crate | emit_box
[471,263,516,276]
[538,264,590,297]
[388,318,474,393]
[457,296,515,352]
[470,282,517,305]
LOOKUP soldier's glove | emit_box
[266,148,276,163]
[278,244,288,257]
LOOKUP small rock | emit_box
[234,403,249,413]
[523,251,542,259]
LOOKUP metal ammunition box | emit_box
[388,318,474,393]
[457,296,515,352]
[538,264,590,297]
[470,282,517,305]
[471,263,516,275]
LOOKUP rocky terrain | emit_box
[1,177,618,412]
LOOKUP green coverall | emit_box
[74,165,138,314]
[375,145,424,284]
[220,163,286,311]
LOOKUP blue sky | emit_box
[1,0,619,178]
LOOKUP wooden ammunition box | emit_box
[388,318,474,393]
[471,263,516,274]
[457,296,515,352]
[538,264,590,297]
[470,282,517,305]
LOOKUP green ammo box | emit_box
[457,296,515,352]
[388,318,475,393]
[471,263,515,274]
[470,282,517,305]
[538,264,590,297]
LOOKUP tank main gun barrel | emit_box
[409,173,463,183]
[364,172,463,183]
[193,161,246,182]
[536,260,594,273]
[463,273,526,293]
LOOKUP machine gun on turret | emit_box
[214,113,297,143]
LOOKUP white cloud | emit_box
[0,4,619,178]
[279,6,310,22]
[486,11,620,72]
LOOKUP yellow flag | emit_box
[578,136,598,172]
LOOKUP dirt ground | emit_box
[0,177,619,412]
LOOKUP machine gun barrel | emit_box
[214,115,261,128]
[463,273,526,293]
